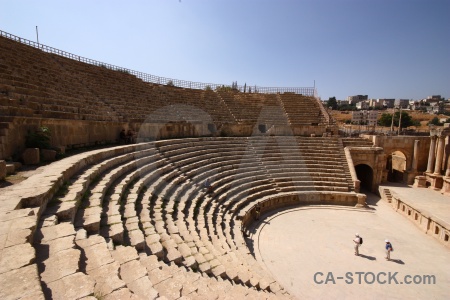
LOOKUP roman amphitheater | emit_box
[0,30,449,299]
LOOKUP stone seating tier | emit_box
[29,138,356,295]
[1,35,326,128]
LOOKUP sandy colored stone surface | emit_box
[46,272,95,300]
[40,248,80,283]
[2,228,32,248]
[36,235,75,257]
[0,215,37,235]
[120,259,148,284]
[154,277,183,299]
[82,242,114,272]
[0,208,35,222]
[103,288,141,300]
[139,254,161,272]
[0,243,35,274]
[254,193,450,299]
[0,264,43,300]
[75,234,104,248]
[148,267,173,285]
[380,183,450,226]
[36,222,75,242]
[111,245,139,264]
[87,262,125,297]
[127,276,159,299]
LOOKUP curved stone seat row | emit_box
[0,136,360,299]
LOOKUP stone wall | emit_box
[391,154,406,171]
[2,116,338,160]
[1,117,128,159]
[347,146,386,192]
[379,187,450,249]
[240,192,362,229]
[366,135,430,172]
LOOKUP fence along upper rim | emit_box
[0,29,316,96]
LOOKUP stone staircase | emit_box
[342,137,373,148]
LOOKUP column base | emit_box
[425,173,444,190]
[355,194,368,208]
[405,170,419,185]
[440,177,450,196]
[413,175,427,188]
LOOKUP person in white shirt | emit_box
[353,233,361,256]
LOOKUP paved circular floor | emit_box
[253,194,450,300]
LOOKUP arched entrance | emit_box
[355,164,373,191]
[387,151,407,182]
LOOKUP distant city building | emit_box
[379,98,395,108]
[338,100,349,106]
[351,110,378,126]
[347,95,368,105]
[368,99,383,109]
[424,95,443,104]
[411,101,422,111]
[395,99,410,109]
[428,102,444,114]
[444,102,450,114]
[356,101,369,110]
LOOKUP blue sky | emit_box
[1,0,449,100]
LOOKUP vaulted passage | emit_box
[387,151,407,182]
[355,164,373,190]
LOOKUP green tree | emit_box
[327,97,338,110]
[339,104,357,111]
[378,111,417,127]
[26,126,51,149]
[428,117,443,126]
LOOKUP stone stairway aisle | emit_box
[342,137,374,148]
[338,138,357,192]
[380,188,393,203]
[276,94,291,126]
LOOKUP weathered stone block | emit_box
[22,148,40,165]
[40,248,81,283]
[0,264,43,300]
[46,272,95,300]
[54,145,65,155]
[413,175,427,188]
[41,149,57,161]
[0,243,35,274]
[0,160,6,180]
[5,163,15,175]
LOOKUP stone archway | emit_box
[388,150,407,182]
[355,164,373,191]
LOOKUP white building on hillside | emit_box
[347,95,368,105]
[356,101,369,110]
[352,110,378,126]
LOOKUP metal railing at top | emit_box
[0,29,317,96]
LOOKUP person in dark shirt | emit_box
[119,129,127,144]
[204,178,213,194]
[126,129,135,143]
[255,204,261,220]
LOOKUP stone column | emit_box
[434,135,445,175]
[411,140,420,172]
[412,140,420,172]
[426,135,437,173]
[446,137,450,177]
